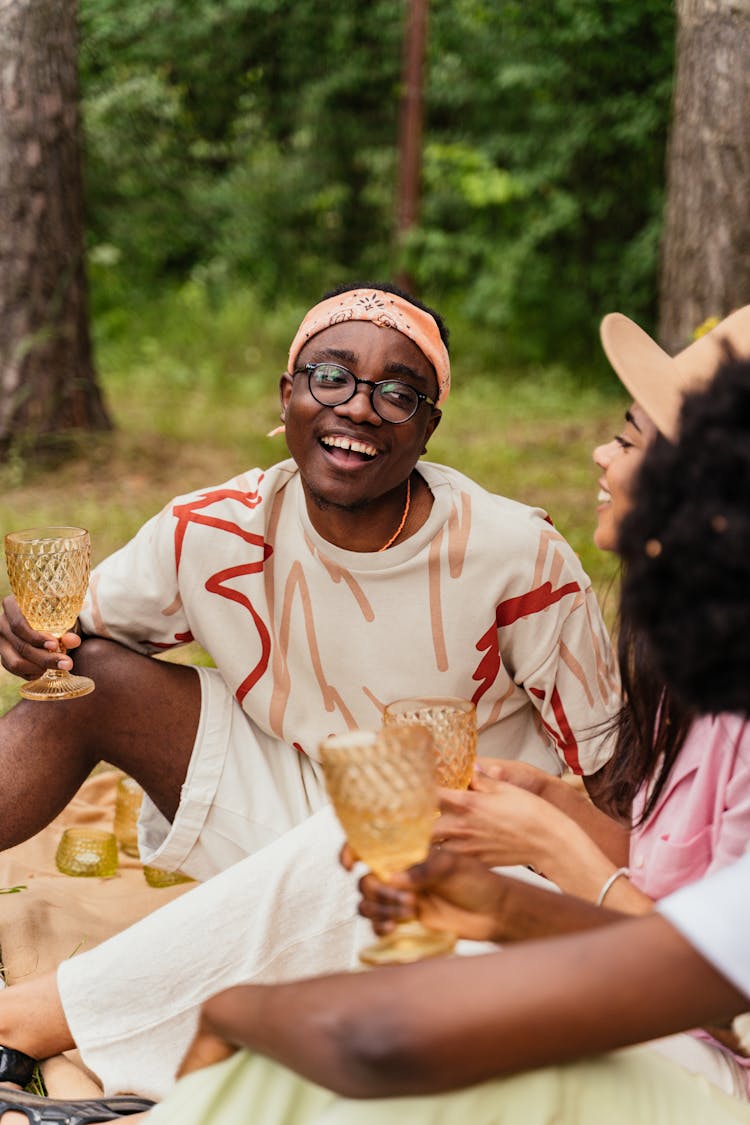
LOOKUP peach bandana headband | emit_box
[287,288,451,406]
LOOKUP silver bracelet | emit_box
[595,866,630,907]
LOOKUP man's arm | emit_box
[351,848,621,942]
[199,911,746,1099]
[354,849,650,939]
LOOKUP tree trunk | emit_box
[0,0,111,456]
[395,0,428,295]
[658,0,750,354]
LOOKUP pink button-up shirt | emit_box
[630,713,750,899]
[630,712,750,1087]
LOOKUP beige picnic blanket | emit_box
[0,768,194,1095]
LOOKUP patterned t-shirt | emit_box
[79,460,619,774]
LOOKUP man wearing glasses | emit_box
[0,282,617,876]
[0,284,618,1096]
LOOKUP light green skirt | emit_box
[149,1046,750,1124]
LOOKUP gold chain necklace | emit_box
[378,478,411,552]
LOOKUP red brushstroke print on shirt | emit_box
[172,483,274,705]
[472,580,581,705]
[531,686,582,774]
[149,632,195,649]
[172,483,267,572]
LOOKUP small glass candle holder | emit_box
[113,776,143,857]
[55,828,119,877]
[143,865,194,888]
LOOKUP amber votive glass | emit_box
[55,828,119,877]
[143,865,194,888]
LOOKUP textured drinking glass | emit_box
[113,776,144,857]
[143,865,194,888]
[4,527,95,701]
[383,697,477,789]
[320,726,456,966]
[55,827,118,877]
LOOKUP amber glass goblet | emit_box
[383,697,477,789]
[4,527,95,701]
[320,726,456,967]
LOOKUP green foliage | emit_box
[409,0,675,362]
[78,0,675,369]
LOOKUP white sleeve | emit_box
[79,504,189,655]
[657,852,750,999]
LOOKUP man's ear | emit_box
[421,408,442,454]
[279,372,293,415]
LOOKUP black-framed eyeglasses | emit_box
[294,363,436,424]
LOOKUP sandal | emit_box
[0,1046,36,1088]
[0,1087,154,1124]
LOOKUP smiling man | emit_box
[281,294,444,550]
[0,282,618,877]
[0,284,620,1098]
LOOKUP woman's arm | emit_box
[476,757,631,863]
[435,778,649,912]
[199,912,747,1099]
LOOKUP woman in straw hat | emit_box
[386,306,750,1095]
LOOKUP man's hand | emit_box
[0,596,81,679]
[349,841,627,948]
[352,846,511,943]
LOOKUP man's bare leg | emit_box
[0,639,201,849]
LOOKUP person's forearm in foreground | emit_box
[199,912,746,1100]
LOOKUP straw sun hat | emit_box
[600,305,750,440]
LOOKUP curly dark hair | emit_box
[618,354,750,718]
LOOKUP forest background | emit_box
[80,0,674,363]
[0,0,721,706]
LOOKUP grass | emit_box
[0,283,626,713]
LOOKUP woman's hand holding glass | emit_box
[434,770,558,870]
[473,756,554,797]
[380,699,561,878]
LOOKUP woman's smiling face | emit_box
[592,403,659,553]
